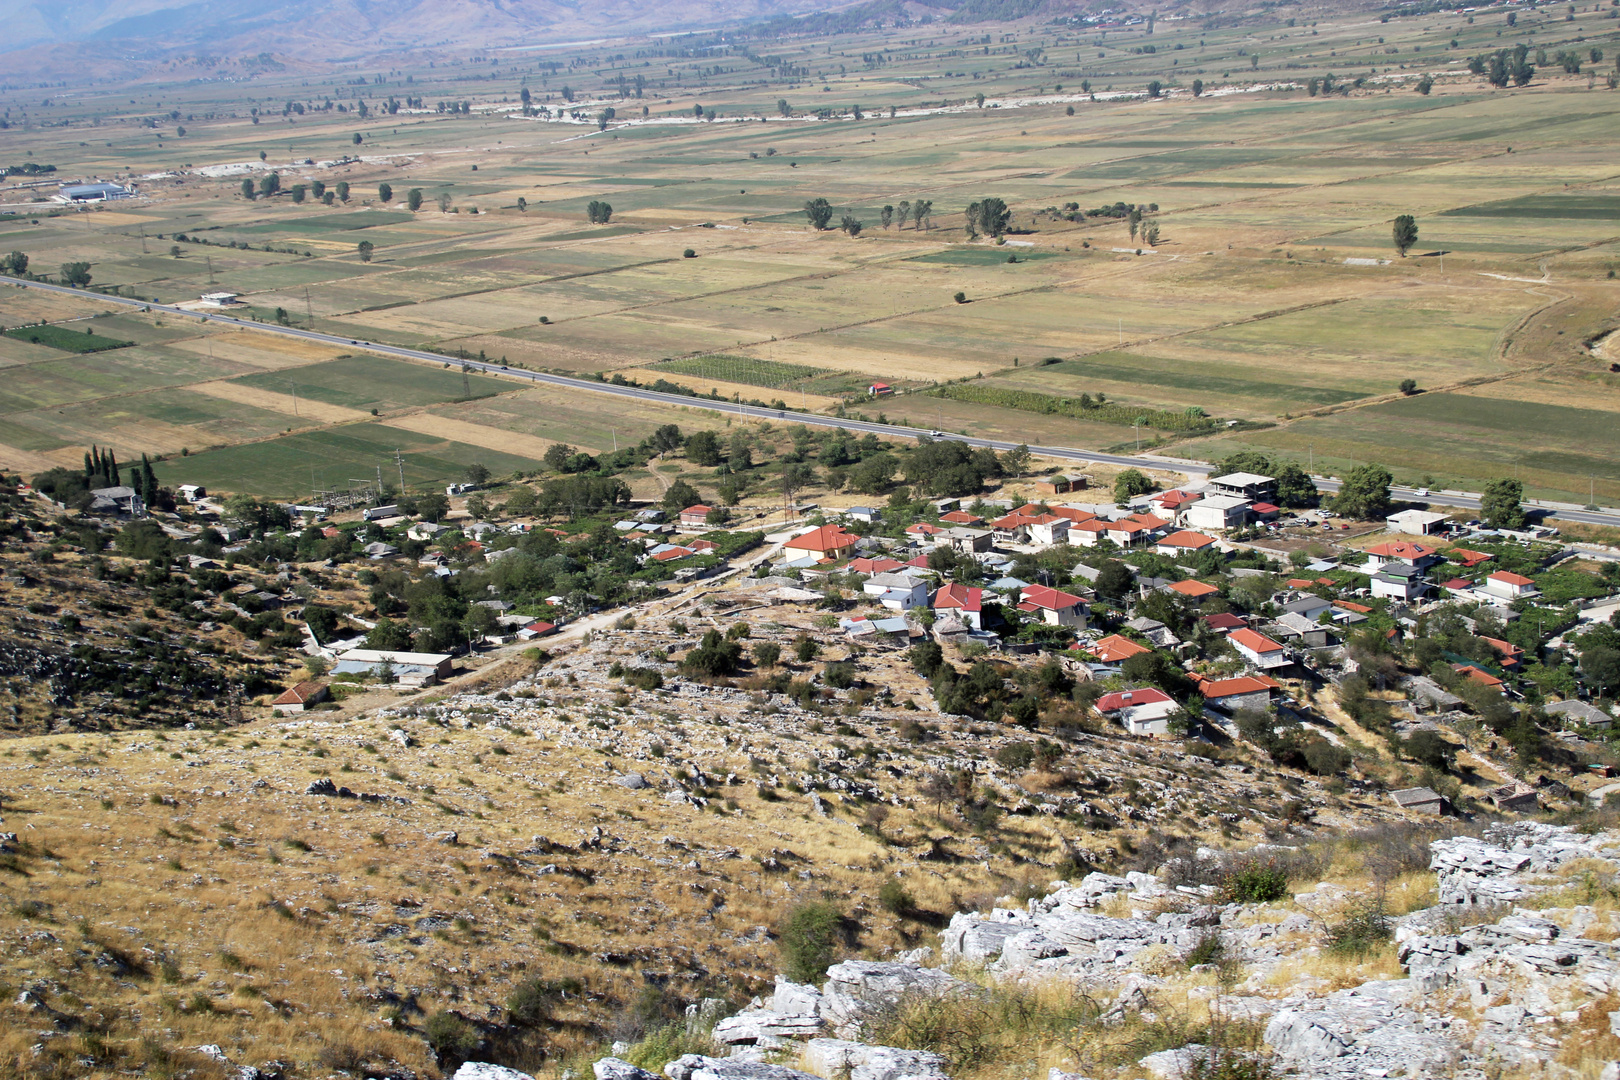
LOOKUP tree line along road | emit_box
[7,278,1619,530]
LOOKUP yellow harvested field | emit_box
[743,338,981,382]
[0,444,65,474]
[378,411,588,457]
[189,379,372,424]
[169,329,348,369]
[614,367,843,411]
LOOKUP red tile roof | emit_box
[272,681,327,706]
[1448,548,1494,567]
[1334,600,1374,614]
[849,556,905,574]
[681,504,713,518]
[906,522,945,535]
[1202,613,1247,631]
[1020,584,1085,611]
[1230,628,1285,654]
[688,539,718,553]
[1154,490,1202,508]
[1096,687,1173,713]
[1167,580,1219,598]
[940,510,984,525]
[1251,502,1280,514]
[1159,530,1217,549]
[1050,505,1100,524]
[785,525,859,553]
[1441,578,1475,591]
[525,621,557,635]
[932,583,983,613]
[1199,675,1278,699]
[1455,664,1504,688]
[1489,571,1535,586]
[1366,541,1437,560]
[1080,634,1152,663]
[652,546,694,562]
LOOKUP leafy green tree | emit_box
[240,179,254,200]
[378,182,393,203]
[436,193,452,212]
[406,188,423,211]
[662,479,702,510]
[912,199,933,230]
[1392,214,1418,256]
[291,184,306,203]
[881,205,894,229]
[1404,729,1455,771]
[1274,463,1317,508]
[416,492,450,522]
[1192,79,1204,96]
[1113,467,1154,502]
[1146,80,1163,98]
[964,196,1012,239]
[1415,75,1434,95]
[1095,559,1135,600]
[587,200,613,224]
[357,240,374,263]
[650,424,685,455]
[1399,378,1418,395]
[1480,478,1525,528]
[1333,463,1393,520]
[728,431,753,470]
[1,251,27,276]
[336,181,350,201]
[686,430,723,467]
[464,462,490,486]
[778,901,843,983]
[1303,738,1352,775]
[840,215,863,237]
[753,641,781,668]
[1583,646,1620,694]
[259,172,281,198]
[1002,444,1032,477]
[517,197,527,212]
[60,262,92,287]
[777,98,791,116]
[804,198,834,230]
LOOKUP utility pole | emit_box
[206,256,215,285]
[286,380,299,416]
[304,286,314,330]
[140,228,148,254]
[395,449,406,494]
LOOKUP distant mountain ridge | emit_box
[0,0,856,62]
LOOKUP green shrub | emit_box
[1325,895,1391,957]
[623,1026,720,1073]
[1219,857,1289,904]
[995,742,1035,770]
[422,1011,480,1060]
[778,901,844,982]
[1183,930,1226,968]
[878,877,915,914]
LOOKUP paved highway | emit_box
[9,277,1620,529]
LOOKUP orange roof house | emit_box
[784,525,859,559]
[1167,580,1220,599]
[1079,634,1152,664]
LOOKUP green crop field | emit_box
[2,325,134,353]
[654,355,827,388]
[230,354,509,412]
[151,421,544,498]
[2,0,1619,501]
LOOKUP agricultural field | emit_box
[1,0,1619,500]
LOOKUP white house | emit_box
[1371,564,1429,601]
[1183,494,1251,533]
[333,649,453,687]
[864,572,928,611]
[1481,571,1538,600]
[1230,628,1290,670]
[1386,509,1449,535]
[1017,584,1088,629]
[1096,688,1179,737]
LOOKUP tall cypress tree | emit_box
[108,451,119,488]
